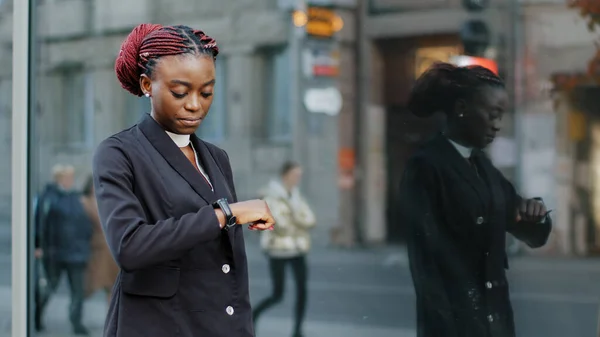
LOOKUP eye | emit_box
[171,91,186,99]
[201,92,213,98]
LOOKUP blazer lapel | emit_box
[190,136,233,202]
[475,152,509,277]
[432,135,488,206]
[475,152,507,223]
[190,136,238,247]
[138,114,216,203]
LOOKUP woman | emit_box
[81,176,119,305]
[252,161,316,337]
[93,23,275,337]
[400,63,552,337]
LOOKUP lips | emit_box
[178,117,202,127]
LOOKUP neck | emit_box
[281,180,293,192]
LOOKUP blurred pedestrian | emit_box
[81,175,119,305]
[400,62,552,337]
[34,164,93,335]
[93,23,275,337]
[253,161,316,337]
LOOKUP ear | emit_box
[453,99,468,118]
[139,74,152,96]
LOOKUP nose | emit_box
[184,94,202,113]
[491,119,501,132]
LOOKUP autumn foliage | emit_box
[552,1,600,92]
[568,0,600,30]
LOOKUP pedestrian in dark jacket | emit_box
[34,164,93,335]
[400,62,552,337]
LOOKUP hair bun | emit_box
[407,62,459,118]
[115,23,163,96]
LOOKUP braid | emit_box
[407,62,504,118]
[115,24,220,96]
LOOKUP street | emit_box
[0,229,598,336]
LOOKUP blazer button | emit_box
[476,216,484,225]
[487,314,494,323]
[486,282,493,289]
[226,306,234,316]
[222,264,231,274]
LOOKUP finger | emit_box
[249,223,273,231]
[519,199,527,216]
[539,203,547,217]
[526,200,536,220]
[533,202,544,218]
[516,210,521,222]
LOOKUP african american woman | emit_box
[400,63,552,337]
[92,24,275,337]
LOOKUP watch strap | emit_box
[213,198,236,229]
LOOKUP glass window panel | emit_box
[196,57,226,142]
[125,95,151,127]
[265,47,292,142]
[18,1,593,337]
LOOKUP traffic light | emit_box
[460,0,491,57]
[463,0,490,12]
[460,20,491,57]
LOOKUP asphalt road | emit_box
[0,229,600,336]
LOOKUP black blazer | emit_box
[92,114,253,337]
[400,134,551,337]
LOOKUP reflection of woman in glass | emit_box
[400,63,552,337]
[93,23,275,337]
[252,161,316,337]
[81,176,118,305]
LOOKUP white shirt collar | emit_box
[165,131,190,148]
[447,138,473,158]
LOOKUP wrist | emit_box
[212,198,237,230]
[214,209,226,229]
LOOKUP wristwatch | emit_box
[212,198,237,230]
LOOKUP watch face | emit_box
[227,215,237,228]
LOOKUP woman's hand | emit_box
[516,198,548,223]
[230,200,275,231]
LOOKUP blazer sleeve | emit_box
[503,178,552,248]
[400,157,459,337]
[92,137,223,272]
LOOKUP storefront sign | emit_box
[338,148,355,170]
[292,6,344,38]
[303,87,343,115]
[302,47,340,78]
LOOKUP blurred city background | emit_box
[3,0,600,336]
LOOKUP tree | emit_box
[552,1,600,99]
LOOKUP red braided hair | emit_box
[115,24,219,96]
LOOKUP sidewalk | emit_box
[0,286,414,337]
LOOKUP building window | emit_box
[196,57,227,142]
[264,47,292,142]
[59,69,94,149]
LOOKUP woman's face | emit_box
[141,54,216,135]
[455,86,508,149]
[283,166,303,188]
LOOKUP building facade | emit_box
[2,0,599,254]
[0,0,357,244]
